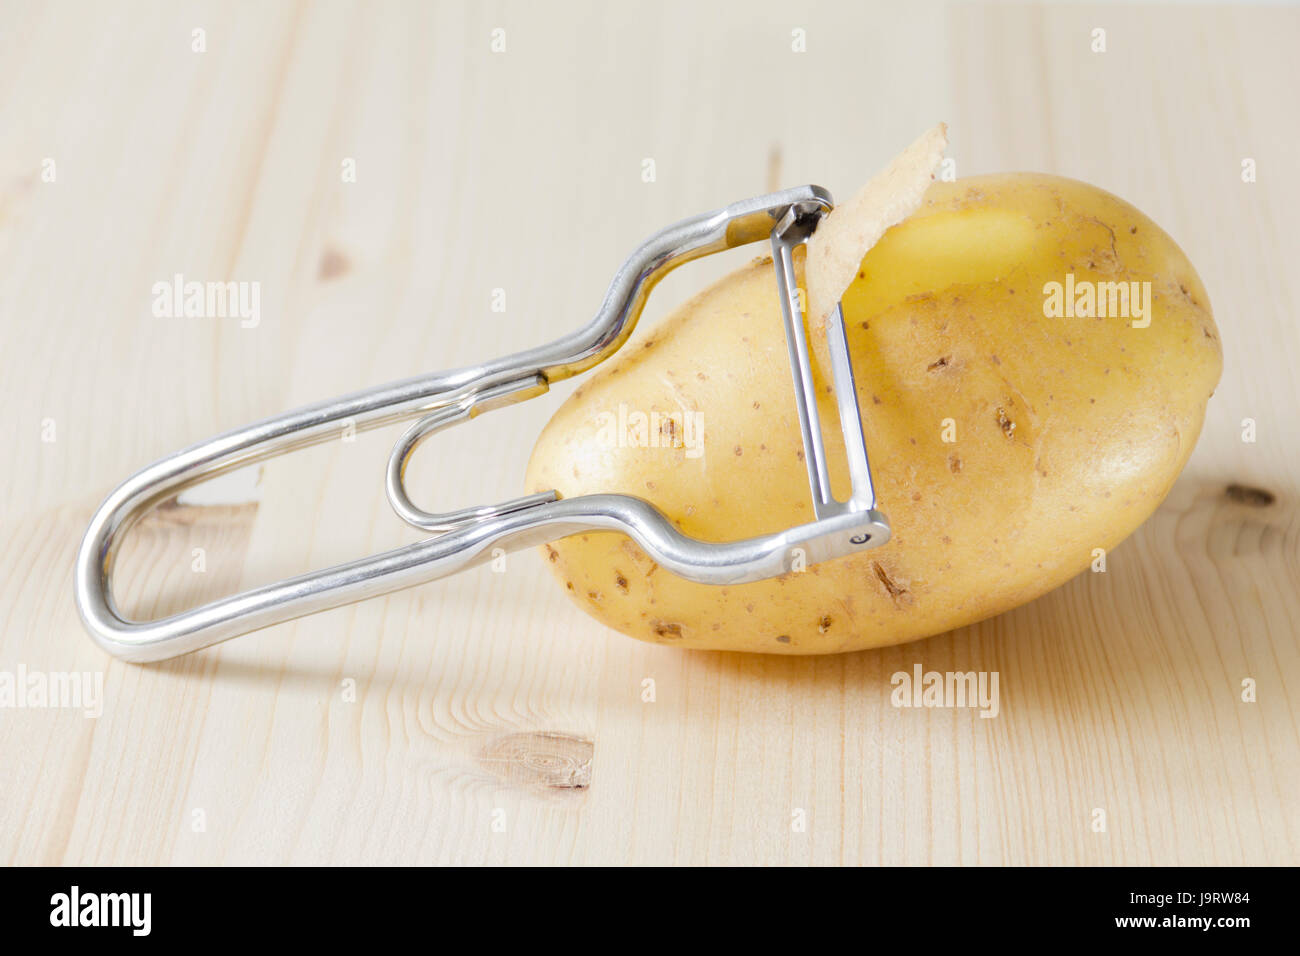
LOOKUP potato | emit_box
[524,174,1222,653]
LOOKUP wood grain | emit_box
[0,0,1296,865]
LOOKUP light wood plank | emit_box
[0,0,1295,865]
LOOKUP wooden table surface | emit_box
[2,0,1297,865]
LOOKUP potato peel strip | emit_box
[805,123,949,333]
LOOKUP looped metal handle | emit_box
[385,375,557,532]
[74,184,891,663]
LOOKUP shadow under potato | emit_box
[118,477,1293,710]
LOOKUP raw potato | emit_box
[805,122,948,333]
[525,174,1223,653]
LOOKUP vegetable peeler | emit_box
[74,186,891,662]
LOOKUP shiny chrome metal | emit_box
[75,185,890,663]
[770,205,879,520]
[385,375,558,532]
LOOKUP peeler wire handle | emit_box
[74,186,890,663]
[384,374,559,532]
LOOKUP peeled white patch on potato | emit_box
[805,123,948,333]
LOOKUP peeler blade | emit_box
[770,209,880,521]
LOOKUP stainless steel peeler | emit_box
[75,186,891,662]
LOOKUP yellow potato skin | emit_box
[525,174,1222,653]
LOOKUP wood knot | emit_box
[317,244,350,280]
[1224,484,1275,507]
[478,732,593,791]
